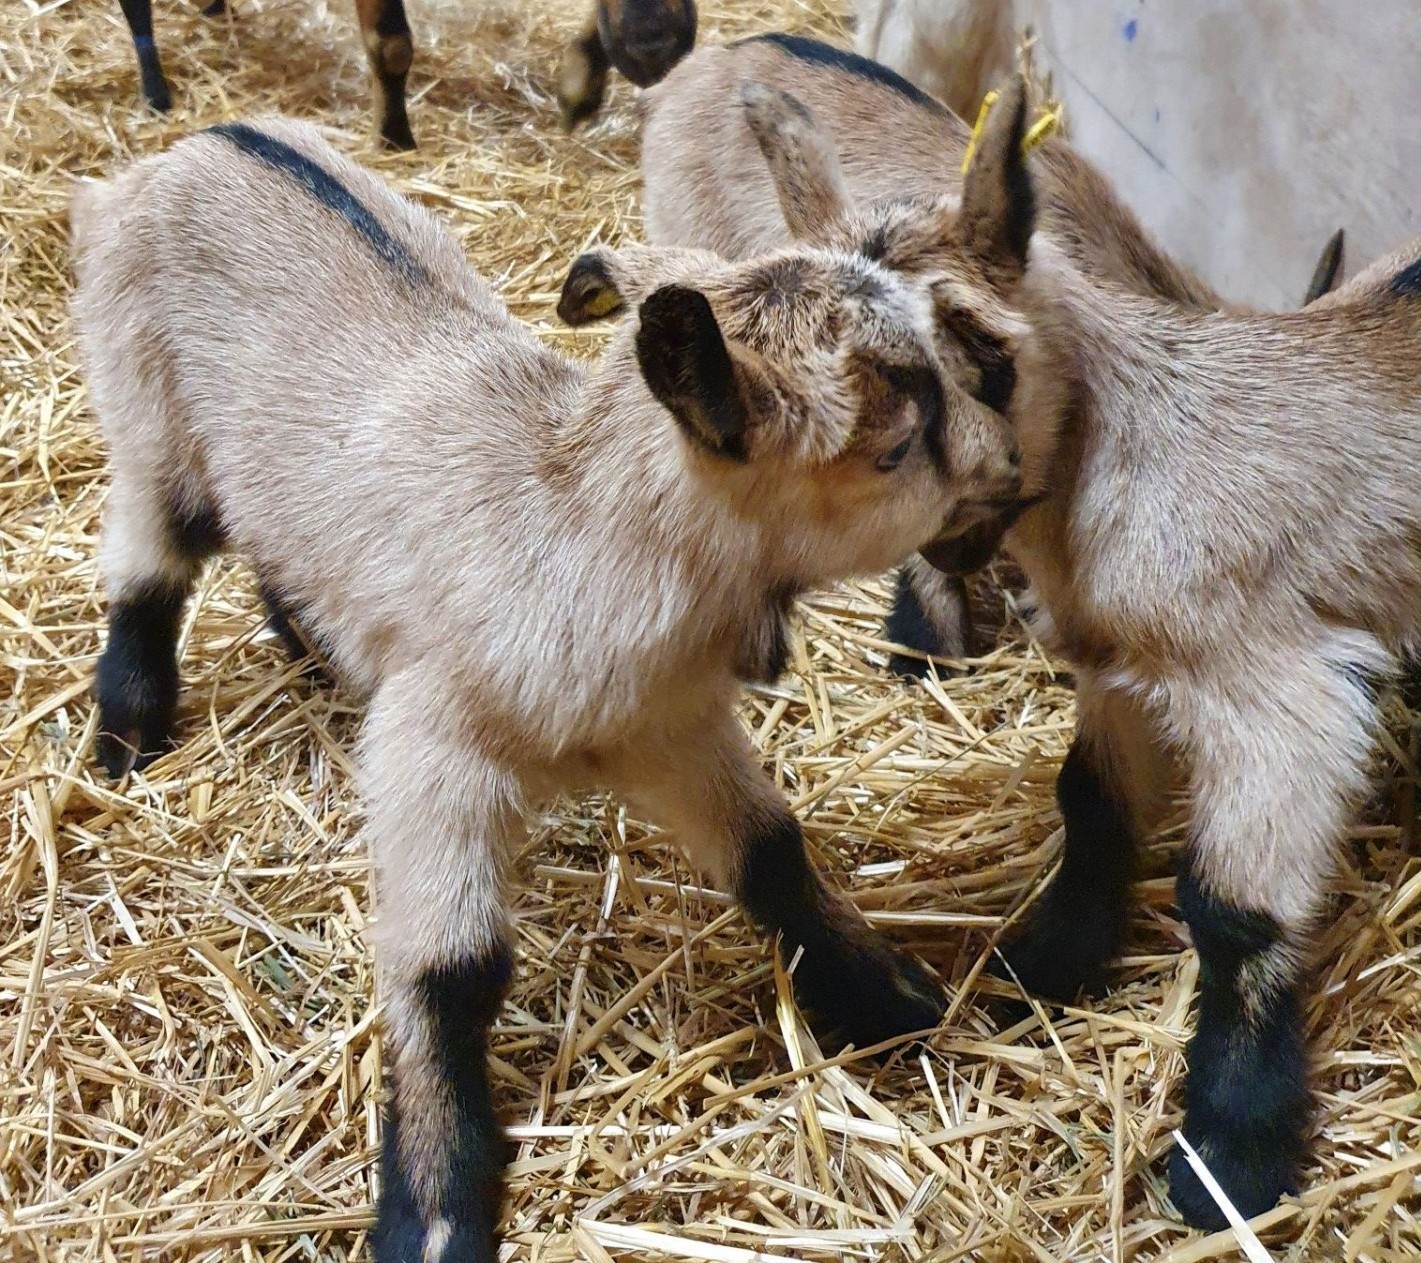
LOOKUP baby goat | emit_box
[639,33,1346,679]
[718,75,1421,1228]
[71,117,1027,1259]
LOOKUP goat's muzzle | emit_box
[918,489,1041,576]
[599,0,698,88]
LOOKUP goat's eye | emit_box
[877,437,912,471]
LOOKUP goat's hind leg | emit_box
[95,481,223,778]
[258,581,331,683]
[362,685,521,1263]
[616,714,945,1052]
[1165,645,1383,1229]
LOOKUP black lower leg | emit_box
[368,0,415,150]
[1168,868,1309,1230]
[373,945,514,1263]
[885,566,971,679]
[377,66,414,152]
[96,581,189,777]
[258,582,329,681]
[996,737,1137,1001]
[737,810,944,1050]
[118,0,173,111]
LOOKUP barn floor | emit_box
[3,1,1420,1259]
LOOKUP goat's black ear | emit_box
[557,251,625,325]
[636,285,750,459]
[1303,228,1344,305]
[959,75,1036,280]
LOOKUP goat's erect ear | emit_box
[557,244,721,326]
[636,285,752,459]
[741,80,852,239]
[959,75,1036,280]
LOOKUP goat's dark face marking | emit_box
[598,0,697,88]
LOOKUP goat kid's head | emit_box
[740,76,1050,571]
[559,239,1022,581]
[599,0,698,89]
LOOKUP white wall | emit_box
[1018,0,1421,307]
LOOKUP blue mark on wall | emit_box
[1123,18,1138,42]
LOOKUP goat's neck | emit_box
[553,366,786,661]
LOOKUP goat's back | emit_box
[1015,247,1421,664]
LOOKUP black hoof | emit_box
[381,118,417,152]
[373,1205,499,1263]
[789,922,945,1052]
[887,650,939,681]
[374,1089,506,1263]
[95,585,186,778]
[991,918,1111,1006]
[559,91,605,133]
[95,724,175,779]
[1168,1134,1299,1231]
[883,567,970,682]
[95,674,178,776]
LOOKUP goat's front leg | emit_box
[996,671,1173,1001]
[615,713,945,1050]
[884,555,976,680]
[117,0,172,112]
[360,686,522,1263]
[353,0,416,149]
[1165,645,1383,1229]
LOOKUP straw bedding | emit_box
[2,1,1418,1259]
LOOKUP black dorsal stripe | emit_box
[1390,257,1421,298]
[735,33,948,116]
[209,122,426,286]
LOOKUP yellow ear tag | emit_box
[960,91,1062,175]
[959,89,1000,176]
[579,285,624,321]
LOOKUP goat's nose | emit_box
[616,34,688,85]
